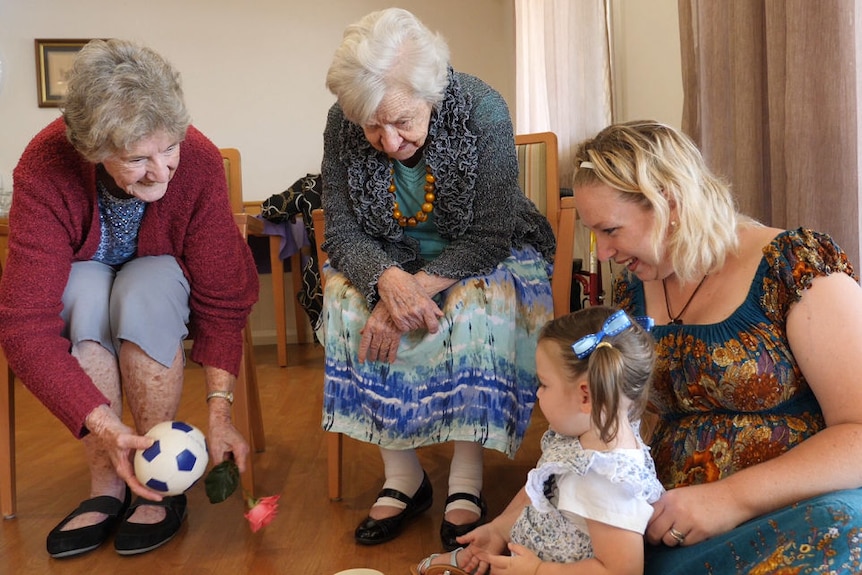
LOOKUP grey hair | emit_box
[325,8,450,125]
[573,120,753,282]
[62,39,190,163]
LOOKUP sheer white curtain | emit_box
[515,0,613,190]
[515,0,616,300]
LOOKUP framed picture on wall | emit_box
[34,39,92,108]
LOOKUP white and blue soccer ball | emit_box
[134,420,209,496]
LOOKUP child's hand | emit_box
[418,547,485,575]
[478,542,542,575]
[458,520,509,554]
[456,520,509,573]
[450,545,488,574]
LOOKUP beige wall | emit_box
[0,0,515,204]
[611,0,682,127]
[0,0,682,343]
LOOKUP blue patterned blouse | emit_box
[92,179,146,266]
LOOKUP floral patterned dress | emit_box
[615,228,862,574]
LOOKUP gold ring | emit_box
[668,527,686,544]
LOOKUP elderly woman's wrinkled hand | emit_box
[206,411,250,474]
[84,403,164,501]
[377,266,444,333]
[359,304,405,363]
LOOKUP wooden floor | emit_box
[0,343,546,574]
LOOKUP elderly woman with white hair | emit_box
[319,8,556,548]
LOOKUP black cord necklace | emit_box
[662,275,708,325]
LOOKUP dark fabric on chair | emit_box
[261,174,324,335]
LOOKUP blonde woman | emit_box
[574,121,862,573]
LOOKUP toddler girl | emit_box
[415,306,664,575]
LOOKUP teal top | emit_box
[393,160,446,260]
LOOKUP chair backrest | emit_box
[312,208,327,289]
[516,131,575,317]
[516,132,561,239]
[220,148,244,214]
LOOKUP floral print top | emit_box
[614,228,856,489]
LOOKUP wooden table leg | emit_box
[268,236,288,367]
[291,252,308,344]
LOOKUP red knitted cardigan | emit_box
[0,118,258,437]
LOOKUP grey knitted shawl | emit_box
[321,69,556,307]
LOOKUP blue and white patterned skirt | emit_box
[320,246,553,457]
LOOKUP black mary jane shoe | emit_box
[47,487,132,558]
[440,492,488,551]
[355,472,433,545]
[114,494,187,556]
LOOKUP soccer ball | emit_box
[134,420,209,496]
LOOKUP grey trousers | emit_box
[61,256,190,367]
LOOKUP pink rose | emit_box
[244,494,281,533]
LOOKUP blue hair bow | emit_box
[571,309,654,359]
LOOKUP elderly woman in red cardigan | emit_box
[0,39,257,558]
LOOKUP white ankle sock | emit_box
[446,441,484,516]
[373,447,423,510]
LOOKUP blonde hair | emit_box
[539,306,655,444]
[325,8,450,125]
[62,39,190,163]
[572,120,750,282]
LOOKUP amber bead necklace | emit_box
[390,163,436,227]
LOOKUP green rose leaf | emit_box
[205,460,240,504]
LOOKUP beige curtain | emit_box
[679,0,862,268]
[515,0,613,190]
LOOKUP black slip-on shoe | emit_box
[114,494,187,556]
[440,492,487,551]
[47,487,131,558]
[355,472,433,545]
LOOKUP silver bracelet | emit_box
[206,390,234,405]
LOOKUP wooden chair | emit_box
[515,131,575,318]
[221,148,307,368]
[0,150,265,520]
[219,148,267,496]
[312,131,576,501]
[310,208,343,501]
[0,217,14,518]
[515,133,603,310]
